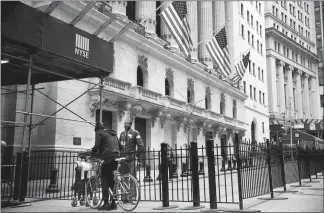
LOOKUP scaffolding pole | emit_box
[99,77,104,123]
[27,85,35,157]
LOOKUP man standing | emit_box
[119,119,145,179]
[92,122,120,211]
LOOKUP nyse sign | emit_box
[75,34,89,59]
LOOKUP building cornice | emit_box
[266,50,317,77]
[59,1,248,101]
[265,12,315,46]
[265,27,319,61]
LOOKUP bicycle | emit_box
[1,179,13,205]
[75,151,140,211]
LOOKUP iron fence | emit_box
[2,137,324,210]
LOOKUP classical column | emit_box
[187,1,198,63]
[198,1,213,68]
[303,74,310,118]
[110,1,127,18]
[160,1,179,51]
[135,1,156,35]
[277,61,286,116]
[267,57,278,116]
[310,76,319,118]
[213,1,225,30]
[295,70,303,119]
[286,65,294,116]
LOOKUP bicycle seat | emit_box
[115,157,127,163]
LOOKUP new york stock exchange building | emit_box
[2,1,266,161]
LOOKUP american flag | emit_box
[206,27,231,78]
[160,1,193,57]
[231,51,251,84]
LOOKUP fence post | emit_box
[181,142,205,210]
[19,152,29,202]
[13,152,22,201]
[279,141,287,192]
[153,143,178,210]
[205,139,219,210]
[234,134,244,210]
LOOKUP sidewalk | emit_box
[2,177,323,212]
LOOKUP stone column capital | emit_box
[294,69,303,75]
[276,60,285,67]
[304,73,309,79]
[286,65,294,72]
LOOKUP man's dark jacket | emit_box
[119,128,144,161]
[92,129,121,162]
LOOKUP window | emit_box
[258,2,261,14]
[250,85,253,99]
[262,122,265,133]
[276,8,278,17]
[281,12,284,21]
[247,11,250,24]
[252,35,254,47]
[262,93,265,105]
[233,100,237,119]
[137,66,144,87]
[254,87,256,101]
[261,70,264,82]
[258,67,261,80]
[256,21,259,33]
[272,5,275,14]
[243,81,246,93]
[165,78,170,96]
[274,41,277,51]
[278,42,281,53]
[257,40,259,52]
[241,3,244,18]
[248,31,251,43]
[321,95,324,107]
[285,15,287,23]
[259,90,262,103]
[220,94,225,115]
[293,88,296,109]
[249,60,252,73]
[260,43,263,55]
[241,24,245,39]
[251,15,254,28]
[260,25,262,37]
[253,63,255,76]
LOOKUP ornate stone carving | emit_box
[187,78,195,90]
[159,113,171,129]
[138,55,148,70]
[166,68,174,80]
[117,101,132,121]
[277,60,285,67]
[196,121,206,135]
[130,105,143,121]
[90,95,101,117]
[304,73,309,79]
[285,64,294,72]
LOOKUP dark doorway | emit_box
[135,117,146,168]
[251,121,256,143]
[96,110,112,130]
[220,134,228,160]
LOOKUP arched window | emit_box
[165,78,170,96]
[187,89,192,103]
[220,94,225,115]
[126,1,136,22]
[233,100,237,119]
[137,66,144,87]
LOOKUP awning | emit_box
[270,118,323,131]
[1,2,114,86]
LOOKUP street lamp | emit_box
[284,90,315,157]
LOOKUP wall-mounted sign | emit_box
[294,133,300,138]
[73,137,81,146]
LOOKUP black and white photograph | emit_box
[1,0,323,212]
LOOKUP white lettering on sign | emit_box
[75,34,89,58]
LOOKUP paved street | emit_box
[2,175,323,212]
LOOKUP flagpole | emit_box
[140,1,169,25]
[196,20,230,47]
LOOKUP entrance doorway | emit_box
[220,134,228,160]
[251,121,256,143]
[135,117,146,168]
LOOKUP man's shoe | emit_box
[110,202,117,210]
[98,203,110,211]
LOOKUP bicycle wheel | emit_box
[1,180,13,204]
[84,176,103,209]
[116,174,140,211]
